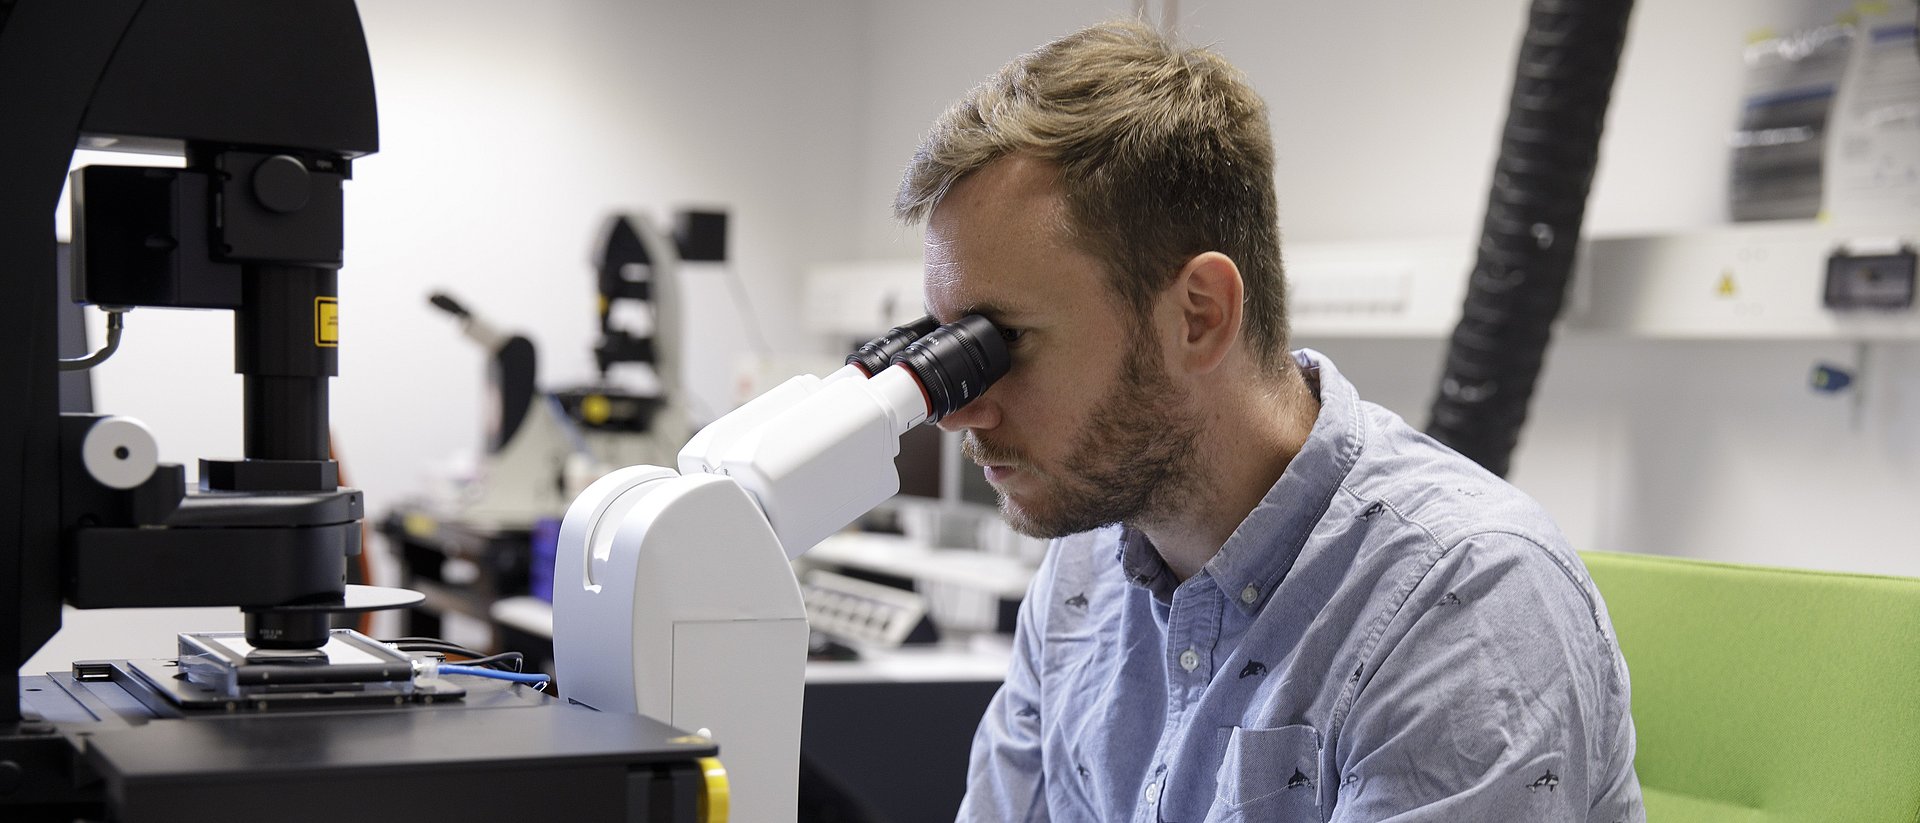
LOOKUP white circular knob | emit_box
[82,416,158,490]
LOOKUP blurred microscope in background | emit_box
[421,211,715,528]
[383,209,720,645]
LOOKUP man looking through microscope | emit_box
[894,18,1644,822]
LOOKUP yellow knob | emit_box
[581,394,612,426]
[697,757,729,823]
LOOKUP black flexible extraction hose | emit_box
[1425,0,1636,478]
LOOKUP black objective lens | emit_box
[892,314,1010,423]
[846,315,939,376]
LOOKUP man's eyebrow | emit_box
[927,301,1026,324]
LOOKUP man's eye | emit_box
[998,326,1026,346]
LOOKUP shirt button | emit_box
[1146,781,1161,803]
[1179,649,1200,671]
[1240,584,1259,604]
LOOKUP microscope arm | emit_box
[695,364,928,557]
[674,313,940,481]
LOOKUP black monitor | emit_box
[891,425,997,509]
[893,424,944,500]
[954,439,996,508]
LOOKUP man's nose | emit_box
[936,388,1000,433]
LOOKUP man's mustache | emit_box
[962,432,1026,468]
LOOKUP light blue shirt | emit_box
[960,350,1643,822]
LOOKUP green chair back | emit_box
[1582,550,1920,822]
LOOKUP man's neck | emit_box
[1137,363,1320,582]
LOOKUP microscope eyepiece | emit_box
[846,315,939,376]
[427,292,469,318]
[892,314,1010,423]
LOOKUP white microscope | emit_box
[552,314,1009,821]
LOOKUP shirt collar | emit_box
[1120,349,1366,613]
[1117,527,1176,601]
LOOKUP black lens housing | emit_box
[846,315,939,376]
[892,314,1009,423]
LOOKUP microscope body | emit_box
[555,363,937,823]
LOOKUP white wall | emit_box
[851,1,1142,258]
[339,0,866,511]
[851,0,1766,253]
[1317,338,1920,575]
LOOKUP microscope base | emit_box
[8,668,719,823]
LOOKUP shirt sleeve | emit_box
[1327,532,1631,822]
[956,542,1059,822]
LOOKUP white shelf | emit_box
[1564,220,1920,340]
[1290,222,1920,341]
[803,636,1012,684]
[805,221,1920,344]
[807,531,1036,600]
[1285,238,1473,339]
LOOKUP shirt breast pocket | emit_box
[1203,724,1323,823]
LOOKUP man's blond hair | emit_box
[895,18,1287,369]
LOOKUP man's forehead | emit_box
[919,156,1086,323]
[921,228,1023,320]
[921,258,1032,323]
[925,157,1068,250]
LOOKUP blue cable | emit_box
[438,664,551,685]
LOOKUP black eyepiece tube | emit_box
[846,315,940,376]
[428,292,469,318]
[891,314,1010,423]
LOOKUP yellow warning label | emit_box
[315,297,339,347]
[1715,271,1737,298]
[403,512,438,539]
[1853,2,1890,18]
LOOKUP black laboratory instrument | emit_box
[1,3,717,820]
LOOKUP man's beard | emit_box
[963,333,1203,538]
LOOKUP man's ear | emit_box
[1167,252,1243,375]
